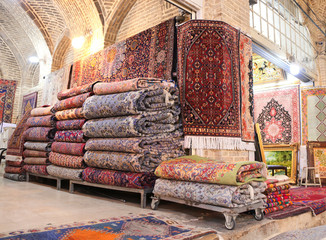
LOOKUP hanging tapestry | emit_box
[42,67,70,106]
[177,20,241,144]
[56,119,86,130]
[21,92,38,116]
[82,167,156,189]
[0,79,17,123]
[53,92,91,112]
[239,33,255,142]
[70,18,175,87]
[6,110,31,156]
[301,87,326,144]
[254,86,300,144]
[47,165,83,180]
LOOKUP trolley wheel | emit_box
[225,218,235,230]
[254,209,264,221]
[151,198,160,210]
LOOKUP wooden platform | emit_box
[26,172,65,190]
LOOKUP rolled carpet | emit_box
[5,166,24,174]
[31,106,53,117]
[82,167,156,189]
[23,165,48,175]
[56,119,86,130]
[26,115,56,127]
[55,108,85,121]
[47,165,83,180]
[24,142,52,152]
[57,82,95,100]
[51,142,85,156]
[153,178,266,208]
[49,152,86,168]
[84,150,184,173]
[24,158,50,165]
[83,109,181,138]
[23,150,49,158]
[93,78,175,95]
[3,173,26,181]
[24,127,56,142]
[5,160,24,167]
[83,87,178,119]
[54,130,85,143]
[53,92,91,111]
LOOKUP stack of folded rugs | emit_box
[22,106,56,176]
[47,83,95,181]
[3,111,32,181]
[264,175,293,214]
[153,155,267,208]
[81,78,184,189]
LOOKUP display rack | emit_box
[26,172,64,190]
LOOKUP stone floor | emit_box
[0,172,326,240]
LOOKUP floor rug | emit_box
[264,204,311,219]
[254,86,300,144]
[290,186,326,215]
[301,87,326,144]
[0,214,215,240]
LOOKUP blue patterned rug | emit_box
[0,214,215,240]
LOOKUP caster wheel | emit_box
[225,218,235,230]
[151,199,160,210]
[254,209,264,221]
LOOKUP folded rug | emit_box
[3,173,26,181]
[83,87,178,119]
[264,202,293,214]
[84,150,184,173]
[24,158,49,165]
[24,127,56,142]
[47,165,83,180]
[26,115,56,127]
[31,106,53,117]
[93,78,175,95]
[55,107,85,120]
[23,165,48,175]
[153,178,266,208]
[154,155,267,185]
[54,130,85,143]
[265,184,291,193]
[5,160,24,167]
[5,155,23,161]
[266,200,292,208]
[83,110,181,138]
[54,92,91,111]
[56,119,86,130]
[24,142,52,152]
[51,142,85,156]
[57,82,95,100]
[5,166,24,174]
[49,152,86,168]
[23,149,49,158]
[85,134,183,153]
[82,167,156,189]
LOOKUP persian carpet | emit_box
[30,106,53,117]
[21,92,37,116]
[290,187,326,215]
[70,18,175,87]
[23,149,49,158]
[26,115,56,127]
[42,67,70,106]
[85,133,183,153]
[56,119,86,130]
[5,160,24,167]
[57,82,95,100]
[264,204,311,219]
[47,165,83,180]
[153,178,266,208]
[301,87,326,144]
[254,86,300,144]
[24,158,49,165]
[23,127,56,142]
[82,167,156,189]
[83,87,178,119]
[3,173,26,182]
[6,110,31,156]
[93,78,175,95]
[51,142,85,156]
[154,155,267,185]
[24,142,52,152]
[23,165,48,175]
[177,20,241,139]
[0,214,215,240]
[54,130,85,143]
[0,79,17,123]
[4,166,24,174]
[53,92,91,112]
[49,152,86,168]
[55,107,85,120]
[82,110,181,138]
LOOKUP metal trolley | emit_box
[151,195,265,230]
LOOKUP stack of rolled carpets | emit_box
[47,83,95,180]
[153,155,267,208]
[264,175,293,214]
[81,78,184,189]
[22,106,56,175]
[3,110,32,181]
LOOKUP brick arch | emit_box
[51,35,71,72]
[104,0,136,47]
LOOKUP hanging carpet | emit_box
[56,119,86,130]
[0,79,17,123]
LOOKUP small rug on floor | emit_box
[269,224,326,240]
[290,186,326,215]
[0,214,215,240]
[265,205,311,219]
